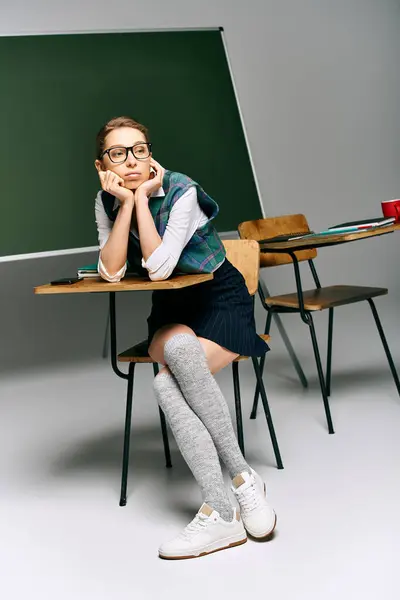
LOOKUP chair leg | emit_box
[250,354,265,420]
[153,363,173,468]
[260,281,308,389]
[251,357,284,469]
[232,362,245,456]
[250,313,272,420]
[272,313,308,389]
[307,313,335,434]
[119,362,135,507]
[368,299,400,396]
[326,308,334,397]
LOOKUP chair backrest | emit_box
[238,214,317,268]
[223,239,260,296]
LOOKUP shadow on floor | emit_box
[45,420,277,503]
[49,424,178,477]
[294,364,399,397]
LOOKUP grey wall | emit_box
[1,0,399,374]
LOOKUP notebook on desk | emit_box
[259,219,395,244]
[77,263,98,278]
[289,222,394,239]
[329,217,395,230]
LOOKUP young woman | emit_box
[94,116,276,559]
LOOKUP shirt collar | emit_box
[113,186,165,211]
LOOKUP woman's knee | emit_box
[163,331,203,367]
[148,324,195,364]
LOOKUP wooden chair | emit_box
[116,239,283,506]
[238,214,400,434]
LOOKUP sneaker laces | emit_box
[236,481,262,513]
[180,513,210,539]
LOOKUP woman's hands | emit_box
[98,170,134,206]
[98,158,165,206]
[135,158,165,202]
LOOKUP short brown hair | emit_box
[96,116,149,159]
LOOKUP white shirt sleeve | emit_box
[97,255,127,283]
[94,191,127,282]
[142,187,208,281]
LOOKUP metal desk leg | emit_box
[109,292,128,381]
[102,307,110,359]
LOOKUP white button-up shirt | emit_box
[94,186,209,282]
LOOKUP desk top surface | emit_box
[34,273,213,295]
[259,223,400,252]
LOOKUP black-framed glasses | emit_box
[100,142,152,163]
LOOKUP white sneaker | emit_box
[158,503,247,560]
[232,469,277,539]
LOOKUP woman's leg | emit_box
[149,325,250,479]
[153,364,233,522]
[151,325,277,544]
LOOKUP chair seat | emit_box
[266,285,388,311]
[118,334,271,363]
[234,334,271,361]
[119,340,154,363]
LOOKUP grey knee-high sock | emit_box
[153,370,234,522]
[164,333,251,479]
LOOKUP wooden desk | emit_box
[256,221,400,436]
[35,273,213,380]
[34,273,212,295]
[257,221,399,316]
[259,223,400,253]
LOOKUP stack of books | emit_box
[77,263,99,279]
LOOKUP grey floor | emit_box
[1,304,400,600]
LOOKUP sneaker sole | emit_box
[159,536,247,560]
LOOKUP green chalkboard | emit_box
[0,30,262,257]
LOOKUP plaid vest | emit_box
[101,170,226,276]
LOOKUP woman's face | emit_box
[95,127,151,190]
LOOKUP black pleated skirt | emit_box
[147,259,269,357]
